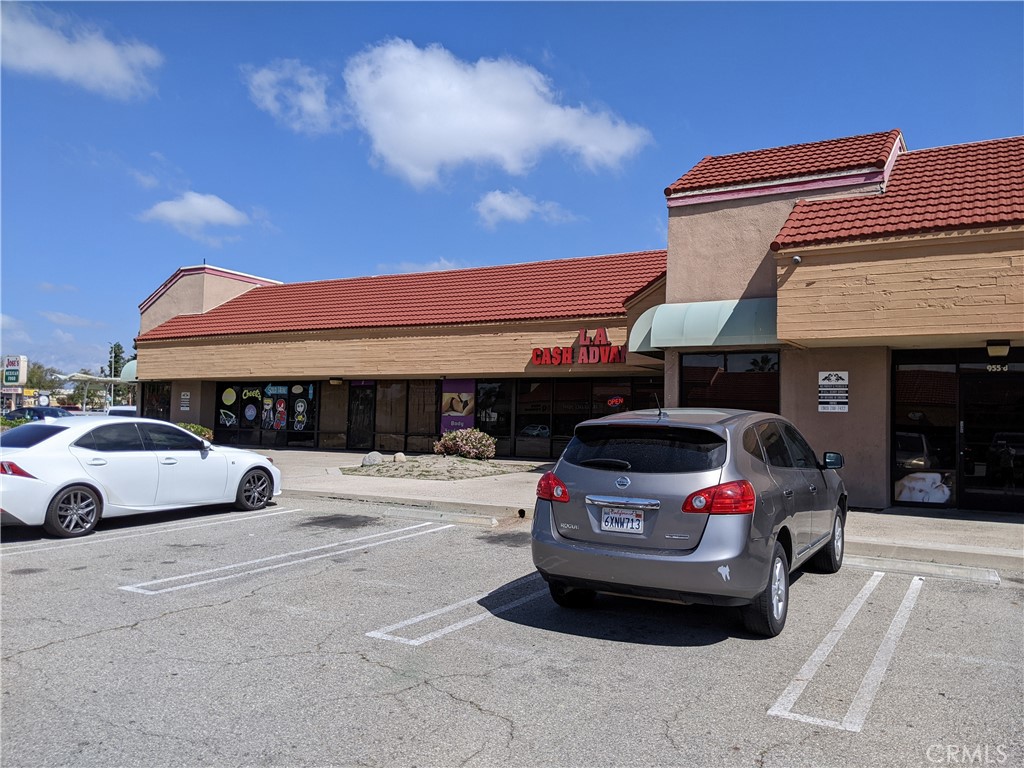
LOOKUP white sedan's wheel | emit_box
[235,469,272,511]
[44,486,100,538]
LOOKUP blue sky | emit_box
[2,1,1022,373]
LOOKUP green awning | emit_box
[119,359,138,382]
[630,298,778,352]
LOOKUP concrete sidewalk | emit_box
[256,448,1024,578]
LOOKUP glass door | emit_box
[959,373,1024,511]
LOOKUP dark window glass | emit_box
[77,423,146,452]
[781,424,818,469]
[0,424,68,447]
[757,422,793,467]
[742,427,765,463]
[591,380,631,417]
[563,425,727,473]
[476,381,511,438]
[680,351,780,413]
[140,423,203,451]
[142,382,172,421]
[553,380,590,437]
[517,380,552,437]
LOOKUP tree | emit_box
[101,342,135,405]
[26,362,65,391]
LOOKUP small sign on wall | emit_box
[180,391,191,412]
[818,372,849,413]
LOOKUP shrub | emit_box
[177,422,214,441]
[433,428,496,460]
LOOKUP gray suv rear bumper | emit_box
[531,500,773,604]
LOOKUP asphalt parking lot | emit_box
[2,495,1021,768]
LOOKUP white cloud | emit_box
[0,4,162,100]
[52,329,75,344]
[375,257,467,274]
[475,189,577,229]
[139,191,251,247]
[38,282,79,293]
[343,39,651,187]
[1,314,32,345]
[243,59,344,135]
[129,169,159,189]
[39,311,102,328]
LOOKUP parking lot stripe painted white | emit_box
[119,523,454,595]
[768,571,884,726]
[0,508,303,557]
[367,573,546,646]
[769,572,925,733]
[842,576,924,732]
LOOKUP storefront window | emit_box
[592,379,631,418]
[142,382,171,422]
[892,363,957,506]
[680,351,779,413]
[516,380,552,456]
[553,381,590,437]
[214,382,317,448]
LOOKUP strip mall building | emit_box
[135,129,1024,512]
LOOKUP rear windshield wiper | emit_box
[578,458,632,470]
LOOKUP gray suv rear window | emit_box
[562,425,727,473]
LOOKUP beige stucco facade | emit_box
[139,267,279,335]
[656,172,1024,509]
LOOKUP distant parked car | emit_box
[531,408,847,637]
[105,405,138,417]
[519,424,551,438]
[4,406,76,421]
[0,416,281,538]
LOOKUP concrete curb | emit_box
[283,489,524,526]
[845,555,1002,584]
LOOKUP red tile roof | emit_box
[665,130,903,195]
[137,250,668,341]
[771,136,1024,250]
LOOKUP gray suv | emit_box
[531,408,847,637]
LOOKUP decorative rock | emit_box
[362,451,384,466]
[394,452,407,463]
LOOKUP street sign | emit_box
[3,355,27,386]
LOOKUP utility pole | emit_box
[108,342,115,408]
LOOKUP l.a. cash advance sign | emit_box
[531,328,627,366]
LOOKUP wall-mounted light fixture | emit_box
[792,255,802,265]
[986,340,1011,358]
[328,378,343,385]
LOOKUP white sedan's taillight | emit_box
[0,462,36,478]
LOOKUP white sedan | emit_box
[0,416,281,538]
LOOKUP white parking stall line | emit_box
[842,575,924,732]
[367,573,546,646]
[120,523,454,595]
[1,508,304,557]
[768,573,925,733]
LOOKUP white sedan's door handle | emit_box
[160,458,178,465]
[87,458,107,466]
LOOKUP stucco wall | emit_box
[780,346,890,509]
[169,380,217,428]
[140,272,265,335]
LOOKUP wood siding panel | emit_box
[137,320,658,381]
[777,238,1024,345]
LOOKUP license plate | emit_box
[601,508,644,534]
